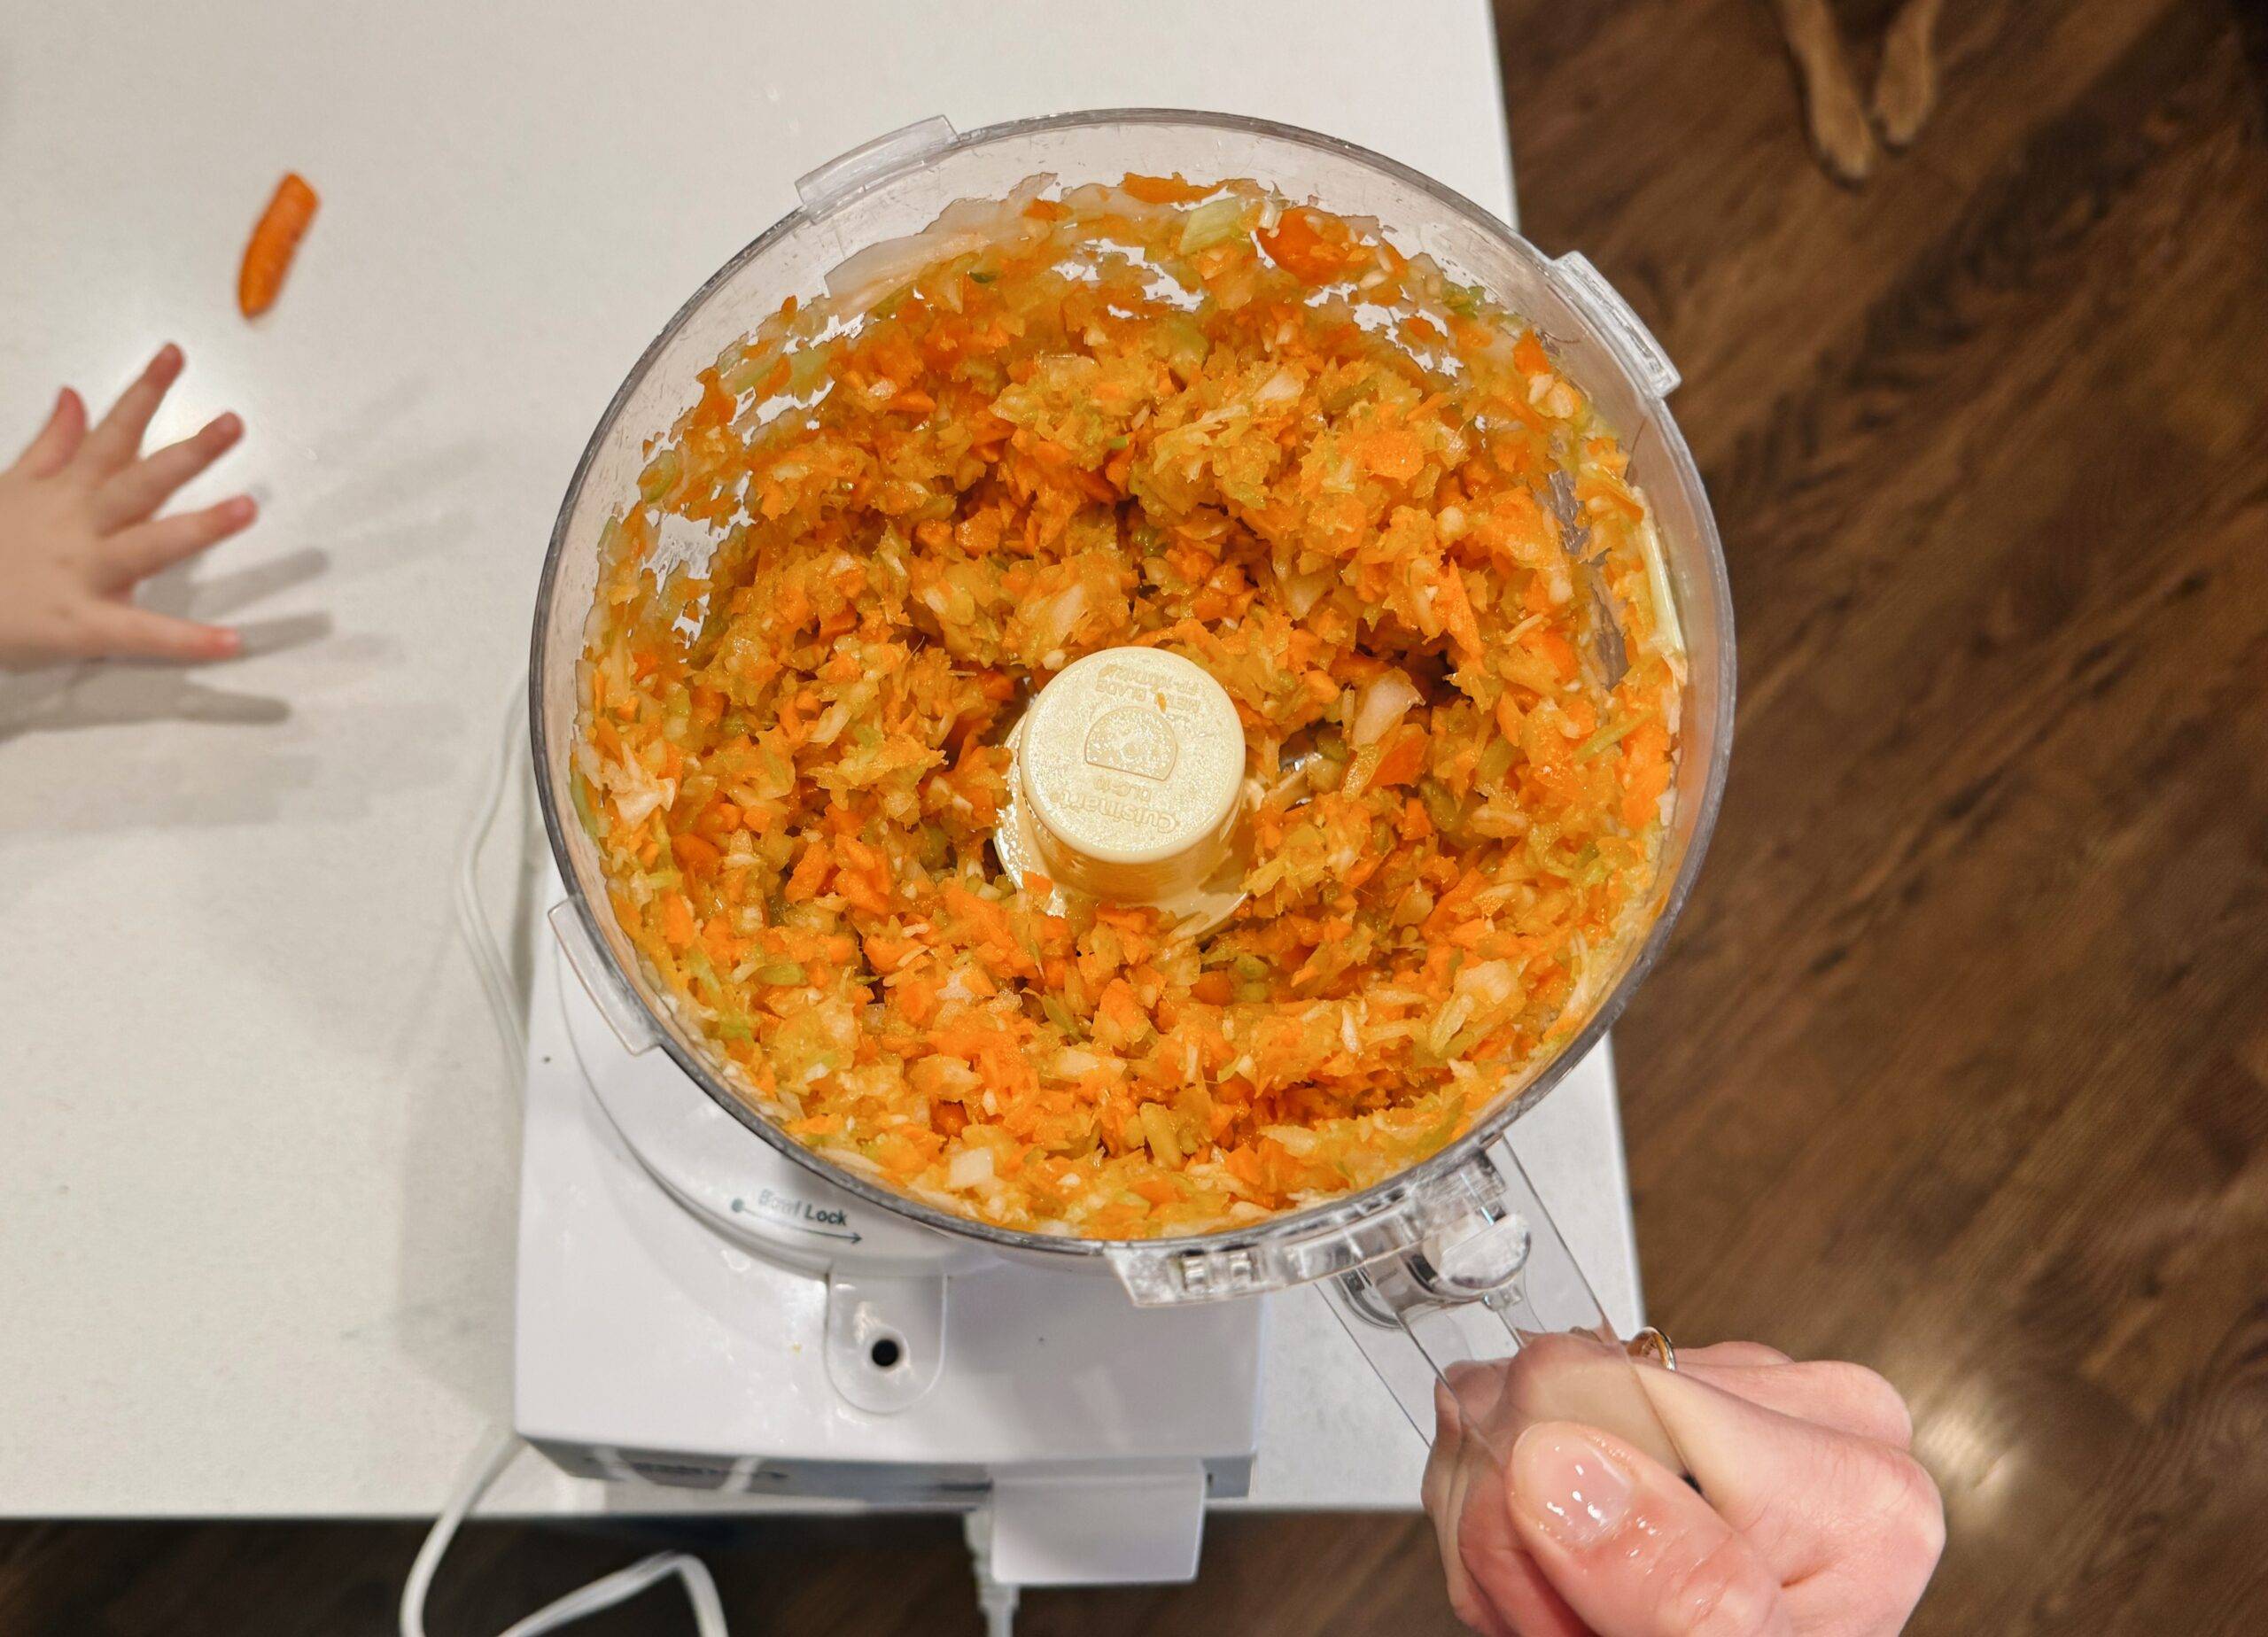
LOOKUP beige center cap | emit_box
[997,647,1249,928]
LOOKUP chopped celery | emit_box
[1420,778,1463,834]
[1139,1103,1184,1168]
[785,345,833,395]
[1243,857,1288,895]
[1178,197,1247,255]
[1576,713,1649,762]
[638,448,681,504]
[753,960,807,985]
[1157,312,1211,376]
[1443,1021,1494,1062]
[719,349,774,397]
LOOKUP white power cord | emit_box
[453,687,532,1066]
[416,683,1016,1637]
[963,1512,1021,1637]
[400,1424,726,1637]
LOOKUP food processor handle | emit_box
[1317,1137,1690,1477]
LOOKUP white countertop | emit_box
[0,0,1625,1519]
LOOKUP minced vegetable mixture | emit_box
[573,173,1683,1239]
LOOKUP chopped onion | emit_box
[1255,367,1304,407]
[1453,959,1518,1009]
[1350,669,1422,748]
[1031,582,1088,651]
[1281,567,1333,618]
[827,229,991,309]
[1052,1045,1111,1079]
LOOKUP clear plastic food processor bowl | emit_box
[530,112,1734,1329]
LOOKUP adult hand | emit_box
[1426,1339,1944,1635]
[0,344,255,670]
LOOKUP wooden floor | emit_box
[7,0,2265,1631]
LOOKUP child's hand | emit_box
[0,345,258,671]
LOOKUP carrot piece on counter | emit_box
[237,172,320,318]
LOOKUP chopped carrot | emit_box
[835,871,890,915]
[1620,719,1674,829]
[897,978,939,1027]
[1120,172,1215,205]
[672,833,722,872]
[1256,207,1345,284]
[863,935,916,974]
[1371,726,1429,789]
[782,838,831,902]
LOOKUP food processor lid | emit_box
[995,646,1253,935]
[528,108,1735,1302]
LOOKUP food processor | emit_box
[517,109,1731,1603]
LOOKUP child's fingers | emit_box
[101,495,259,587]
[79,344,184,475]
[95,413,244,529]
[13,387,88,477]
[79,601,241,663]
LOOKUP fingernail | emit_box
[1511,1426,1633,1548]
[155,343,183,371]
[224,494,258,524]
[209,412,243,440]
